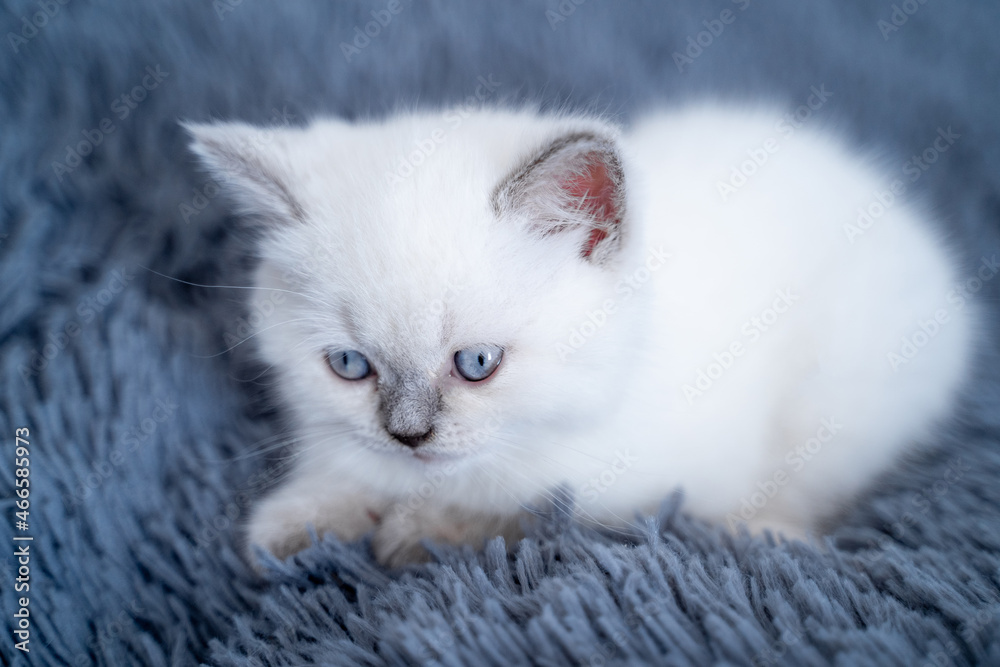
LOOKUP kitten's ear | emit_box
[183,121,304,224]
[493,131,626,263]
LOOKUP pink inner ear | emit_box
[561,154,620,257]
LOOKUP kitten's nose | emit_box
[379,371,440,449]
[390,428,433,449]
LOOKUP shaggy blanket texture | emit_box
[2,1,1000,665]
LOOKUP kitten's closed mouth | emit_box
[411,449,461,464]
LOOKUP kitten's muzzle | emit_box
[379,372,441,449]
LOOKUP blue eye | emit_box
[454,345,503,382]
[327,350,371,380]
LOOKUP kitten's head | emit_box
[187,109,641,473]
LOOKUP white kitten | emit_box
[187,104,976,567]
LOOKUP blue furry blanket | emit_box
[2,1,1000,665]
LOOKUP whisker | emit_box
[139,264,341,311]
[191,317,316,359]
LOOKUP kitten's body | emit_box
[189,105,975,566]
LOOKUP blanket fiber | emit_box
[2,1,1000,665]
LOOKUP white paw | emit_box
[245,486,383,564]
[372,504,523,568]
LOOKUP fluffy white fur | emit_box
[187,105,976,566]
